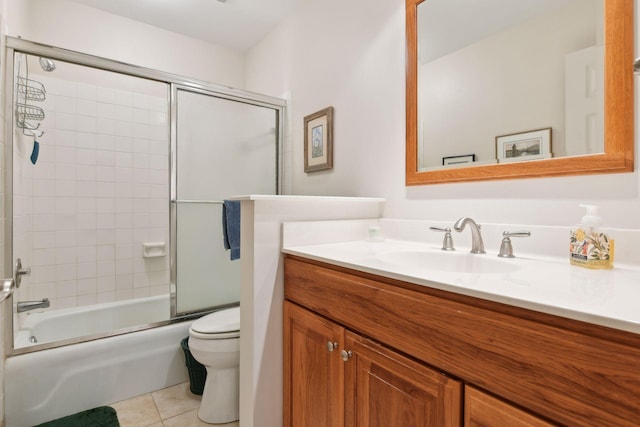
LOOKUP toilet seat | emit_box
[189,306,240,340]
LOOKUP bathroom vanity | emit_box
[283,250,640,426]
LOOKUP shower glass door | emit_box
[173,88,279,315]
[7,38,284,353]
[11,52,171,349]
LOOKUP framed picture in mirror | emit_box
[496,128,552,163]
[443,154,475,166]
[304,106,334,172]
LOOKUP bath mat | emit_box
[34,406,119,427]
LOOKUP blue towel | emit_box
[30,140,39,165]
[222,200,241,260]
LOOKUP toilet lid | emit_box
[190,306,240,335]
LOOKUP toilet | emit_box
[188,306,240,424]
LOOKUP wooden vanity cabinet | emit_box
[284,301,462,427]
[284,255,640,426]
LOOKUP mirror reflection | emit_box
[417,0,604,171]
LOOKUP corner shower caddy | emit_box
[15,55,46,137]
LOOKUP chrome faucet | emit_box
[17,298,50,313]
[453,217,486,254]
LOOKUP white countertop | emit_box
[282,239,640,334]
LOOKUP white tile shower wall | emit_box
[12,57,34,325]
[20,75,169,310]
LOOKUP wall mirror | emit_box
[406,0,633,185]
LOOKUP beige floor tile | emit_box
[162,409,208,427]
[163,409,239,427]
[146,423,163,427]
[112,393,162,427]
[152,382,202,420]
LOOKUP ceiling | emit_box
[67,0,306,52]
[67,0,581,58]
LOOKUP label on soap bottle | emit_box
[569,228,614,269]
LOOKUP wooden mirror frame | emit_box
[406,0,634,185]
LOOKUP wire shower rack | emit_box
[15,54,47,137]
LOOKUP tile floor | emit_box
[111,382,239,427]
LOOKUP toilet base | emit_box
[197,366,239,424]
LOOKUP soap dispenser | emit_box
[569,204,614,269]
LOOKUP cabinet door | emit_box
[465,386,555,427]
[284,301,345,427]
[345,332,462,427]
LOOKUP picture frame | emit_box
[442,154,475,166]
[496,128,552,163]
[304,106,334,172]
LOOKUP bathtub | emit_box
[14,294,172,348]
[5,295,194,427]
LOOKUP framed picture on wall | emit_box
[496,128,552,163]
[304,106,334,172]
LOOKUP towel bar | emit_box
[171,199,223,205]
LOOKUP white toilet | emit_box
[188,306,240,424]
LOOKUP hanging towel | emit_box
[222,200,241,260]
[30,140,39,165]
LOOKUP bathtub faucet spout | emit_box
[17,298,50,313]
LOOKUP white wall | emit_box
[246,0,640,230]
[10,0,246,88]
[0,4,10,425]
[2,0,28,36]
[245,0,405,199]
[0,1,25,424]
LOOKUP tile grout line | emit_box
[150,391,164,423]
[113,382,202,426]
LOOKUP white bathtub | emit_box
[15,294,172,348]
[5,296,194,427]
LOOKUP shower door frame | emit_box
[3,37,285,355]
[170,84,284,317]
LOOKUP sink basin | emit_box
[376,250,520,275]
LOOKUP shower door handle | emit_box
[14,258,31,288]
[0,278,15,303]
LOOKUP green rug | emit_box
[33,406,119,427]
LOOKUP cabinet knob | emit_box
[327,341,338,352]
[341,349,353,362]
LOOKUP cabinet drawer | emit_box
[464,386,554,427]
[284,256,640,427]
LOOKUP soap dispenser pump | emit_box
[580,204,601,231]
[569,204,614,269]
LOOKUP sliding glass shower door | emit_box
[10,51,172,349]
[7,37,284,353]
[172,87,279,315]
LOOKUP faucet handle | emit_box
[14,258,31,289]
[498,231,531,258]
[429,227,455,251]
